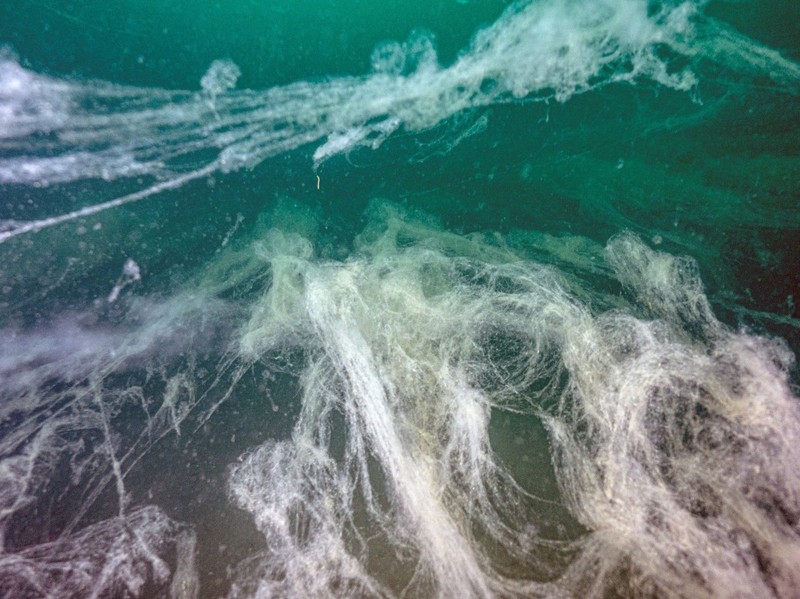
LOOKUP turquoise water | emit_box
[0,1,799,597]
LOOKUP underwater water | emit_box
[1,0,799,597]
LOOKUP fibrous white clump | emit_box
[4,0,797,242]
[200,59,241,96]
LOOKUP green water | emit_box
[0,1,799,598]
